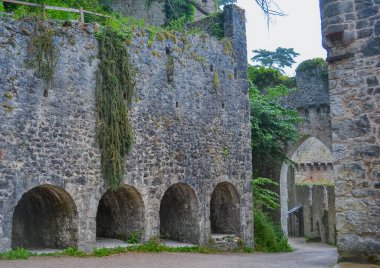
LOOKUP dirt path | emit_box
[0,238,339,268]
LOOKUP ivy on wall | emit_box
[95,28,135,190]
[28,19,58,97]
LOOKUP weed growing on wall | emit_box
[28,19,58,97]
[95,27,134,190]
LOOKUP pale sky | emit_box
[235,0,327,76]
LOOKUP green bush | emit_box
[254,209,292,252]
[248,65,296,91]
[295,58,328,79]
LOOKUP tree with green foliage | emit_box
[249,84,301,170]
[249,83,301,252]
[251,47,299,72]
[248,49,302,252]
[248,65,295,91]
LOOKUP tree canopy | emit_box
[248,65,296,91]
[251,47,299,72]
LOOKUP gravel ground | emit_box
[0,238,340,268]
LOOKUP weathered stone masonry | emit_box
[280,62,334,236]
[320,0,380,263]
[0,5,253,252]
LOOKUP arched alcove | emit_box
[210,182,240,235]
[159,183,199,244]
[96,185,145,241]
[12,185,78,249]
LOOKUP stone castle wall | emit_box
[294,163,334,184]
[284,63,332,149]
[290,185,336,245]
[280,62,333,235]
[0,5,252,252]
[320,0,380,263]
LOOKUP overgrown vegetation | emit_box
[252,177,279,211]
[126,231,142,244]
[249,84,302,170]
[296,58,328,79]
[0,239,222,260]
[4,0,105,21]
[252,178,292,252]
[254,209,292,252]
[95,28,134,190]
[248,65,295,91]
[0,248,34,260]
[146,0,195,25]
[28,19,58,97]
[249,48,302,253]
[209,13,224,39]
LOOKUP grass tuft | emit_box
[0,248,35,260]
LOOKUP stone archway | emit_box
[96,185,145,241]
[159,183,199,244]
[210,182,240,235]
[11,185,78,249]
[280,136,333,235]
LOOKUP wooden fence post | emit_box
[79,6,84,23]
[42,2,46,19]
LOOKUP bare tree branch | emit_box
[254,0,285,24]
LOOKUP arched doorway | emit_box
[210,182,240,235]
[159,183,199,244]
[280,136,333,236]
[96,185,145,242]
[12,185,78,249]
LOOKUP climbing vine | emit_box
[96,28,135,190]
[28,19,58,97]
